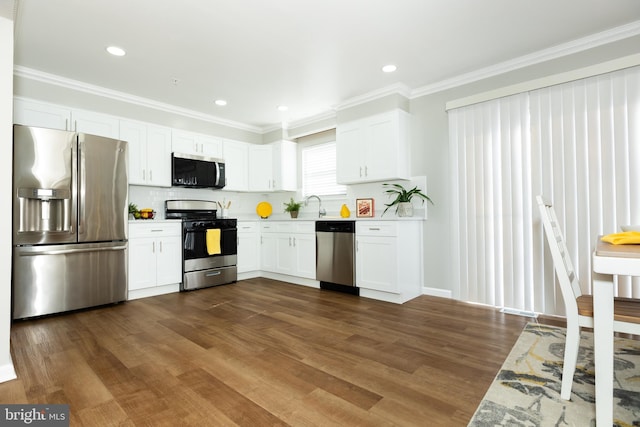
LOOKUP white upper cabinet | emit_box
[272,140,297,192]
[248,144,274,191]
[248,141,297,192]
[120,120,172,187]
[14,98,70,130]
[172,129,223,158]
[222,139,249,191]
[71,108,120,139]
[14,98,119,139]
[337,109,411,184]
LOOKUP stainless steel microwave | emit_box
[171,153,226,189]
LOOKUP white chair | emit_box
[536,195,640,400]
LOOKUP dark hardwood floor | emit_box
[0,278,562,426]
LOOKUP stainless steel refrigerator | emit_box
[12,124,128,319]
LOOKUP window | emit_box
[301,141,346,197]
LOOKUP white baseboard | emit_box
[0,360,17,384]
[260,272,320,288]
[422,286,453,299]
[127,283,180,300]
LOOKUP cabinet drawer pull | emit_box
[369,227,381,231]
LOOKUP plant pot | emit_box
[290,211,299,219]
[397,202,413,217]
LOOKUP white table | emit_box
[592,239,640,426]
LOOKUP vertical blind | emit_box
[449,66,640,316]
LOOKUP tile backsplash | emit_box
[129,176,429,220]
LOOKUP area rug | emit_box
[468,323,640,426]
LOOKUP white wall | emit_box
[0,13,17,383]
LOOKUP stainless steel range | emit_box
[165,200,237,291]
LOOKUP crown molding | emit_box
[286,109,336,130]
[13,66,263,133]
[334,82,411,111]
[14,20,640,133]
[410,20,640,99]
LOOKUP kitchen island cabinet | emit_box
[128,221,182,300]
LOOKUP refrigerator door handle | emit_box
[77,142,84,236]
[19,245,127,256]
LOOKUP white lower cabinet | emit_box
[261,221,315,279]
[356,221,423,303]
[237,222,260,275]
[128,222,182,300]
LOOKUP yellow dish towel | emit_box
[206,229,221,255]
[601,231,640,245]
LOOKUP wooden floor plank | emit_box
[0,278,560,426]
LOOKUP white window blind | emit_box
[301,142,346,197]
[449,66,640,316]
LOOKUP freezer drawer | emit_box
[12,242,127,319]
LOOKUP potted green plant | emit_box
[283,197,303,218]
[382,183,433,217]
[128,203,140,220]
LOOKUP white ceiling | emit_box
[12,0,640,132]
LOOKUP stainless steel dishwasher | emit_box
[315,221,358,295]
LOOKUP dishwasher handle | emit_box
[315,221,355,233]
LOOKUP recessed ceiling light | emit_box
[277,105,288,112]
[382,64,397,73]
[106,46,126,56]
[214,99,227,106]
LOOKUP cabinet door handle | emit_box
[159,241,163,252]
[364,166,368,177]
[359,166,362,177]
[152,242,155,253]
[142,169,146,180]
[293,237,296,247]
[149,170,153,181]
[289,237,292,246]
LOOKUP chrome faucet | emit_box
[305,195,326,218]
